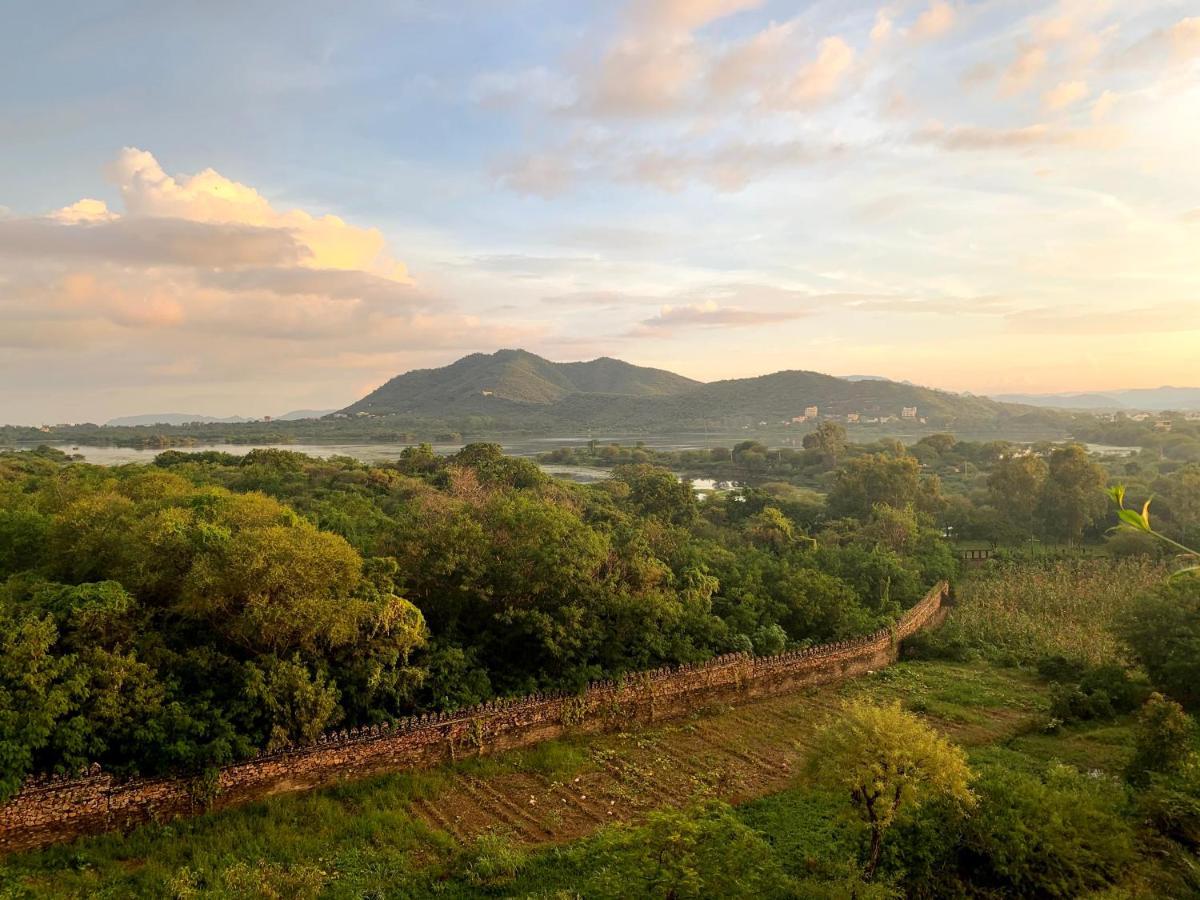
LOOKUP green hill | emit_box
[338,350,1054,430]
[340,349,699,417]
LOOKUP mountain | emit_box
[105,413,253,426]
[993,387,1200,411]
[341,349,699,417]
[277,408,338,421]
[339,350,1052,431]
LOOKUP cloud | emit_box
[771,36,856,108]
[1114,16,1200,67]
[630,0,762,34]
[0,148,535,413]
[1043,79,1088,111]
[0,216,306,268]
[915,122,1099,151]
[912,1,956,40]
[108,148,410,280]
[630,299,807,335]
[1006,304,1200,335]
[1002,45,1048,94]
[1091,89,1117,122]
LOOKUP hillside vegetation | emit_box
[338,349,1053,430]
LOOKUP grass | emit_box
[932,558,1164,666]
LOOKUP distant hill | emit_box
[993,387,1200,411]
[339,350,1051,431]
[277,409,338,421]
[341,349,699,417]
[105,413,253,426]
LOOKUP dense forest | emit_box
[0,442,958,798]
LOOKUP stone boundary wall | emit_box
[0,582,949,854]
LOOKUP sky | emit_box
[1,0,1198,424]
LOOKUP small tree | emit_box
[1126,693,1196,786]
[810,700,974,881]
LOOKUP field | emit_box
[2,559,1195,898]
[932,557,1164,665]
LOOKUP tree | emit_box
[1037,445,1106,543]
[810,700,974,880]
[803,421,847,466]
[828,454,940,520]
[987,454,1048,536]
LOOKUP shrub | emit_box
[957,764,1134,899]
[1137,765,1200,850]
[1126,693,1197,787]
[1121,578,1200,708]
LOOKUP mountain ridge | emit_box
[338,350,1053,430]
[993,386,1200,411]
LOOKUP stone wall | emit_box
[0,582,948,855]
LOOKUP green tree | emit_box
[810,700,974,880]
[1036,444,1107,543]
[987,454,1048,537]
[828,454,939,520]
[803,421,847,466]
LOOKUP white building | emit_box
[901,407,918,419]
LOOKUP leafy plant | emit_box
[1108,485,1199,578]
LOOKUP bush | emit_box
[1043,663,1145,725]
[901,629,975,663]
[1121,578,1200,708]
[892,763,1135,899]
[1036,654,1086,683]
[1138,765,1200,850]
[1048,684,1114,724]
[970,765,1134,897]
[1126,693,1197,787]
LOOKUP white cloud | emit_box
[1002,46,1048,94]
[772,36,856,108]
[1043,79,1088,111]
[912,1,956,41]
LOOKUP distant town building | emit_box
[901,407,918,419]
[1154,419,1172,432]
[1131,413,1152,422]
[791,415,809,424]
[846,413,860,423]
[804,405,819,418]
[481,389,494,397]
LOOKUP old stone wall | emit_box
[0,582,948,854]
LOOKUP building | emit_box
[804,405,819,418]
[791,415,809,424]
[481,389,494,397]
[845,413,860,423]
[901,407,918,419]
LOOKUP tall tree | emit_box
[1037,444,1107,543]
[987,454,1048,536]
[803,421,847,466]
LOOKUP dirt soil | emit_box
[413,669,1036,848]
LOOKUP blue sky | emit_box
[1,0,1198,422]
